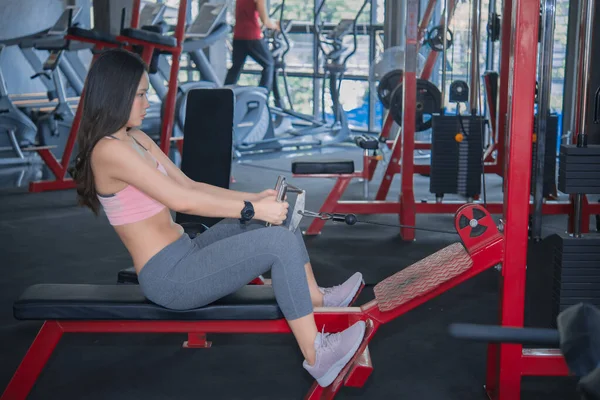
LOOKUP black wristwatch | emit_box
[239,201,255,224]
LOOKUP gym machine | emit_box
[179,3,281,154]
[31,49,76,160]
[0,45,39,165]
[526,0,600,336]
[428,0,484,202]
[138,3,226,141]
[233,0,370,153]
[0,7,83,165]
[295,0,599,240]
[449,303,600,400]
[26,0,189,193]
[9,6,86,106]
[151,2,281,155]
[1,4,579,396]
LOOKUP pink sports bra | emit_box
[97,134,167,226]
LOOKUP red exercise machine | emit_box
[28,0,188,193]
[1,0,573,399]
[295,0,600,240]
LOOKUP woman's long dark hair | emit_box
[72,49,147,215]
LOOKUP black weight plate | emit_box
[427,25,454,52]
[377,69,403,109]
[390,79,442,132]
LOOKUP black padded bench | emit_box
[292,159,355,175]
[68,27,122,45]
[3,284,298,399]
[291,136,379,175]
[14,284,282,321]
[5,282,373,400]
[121,28,177,47]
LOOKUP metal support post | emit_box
[487,0,541,398]
[531,0,556,241]
[398,0,419,241]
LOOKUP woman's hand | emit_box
[255,189,278,200]
[254,195,289,225]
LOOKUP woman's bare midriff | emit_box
[114,208,185,273]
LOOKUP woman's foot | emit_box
[319,272,364,307]
[302,320,366,387]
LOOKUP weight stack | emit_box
[430,115,484,198]
[558,145,600,194]
[531,115,558,197]
[547,233,600,327]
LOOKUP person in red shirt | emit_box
[224,0,280,93]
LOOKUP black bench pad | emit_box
[292,159,355,175]
[14,284,282,321]
[68,27,121,45]
[121,28,177,47]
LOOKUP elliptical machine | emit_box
[264,0,369,148]
[178,3,280,152]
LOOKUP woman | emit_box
[224,0,278,93]
[72,49,366,388]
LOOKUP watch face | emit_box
[242,204,254,219]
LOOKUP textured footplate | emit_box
[292,159,355,175]
[374,243,473,312]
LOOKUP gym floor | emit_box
[0,147,585,399]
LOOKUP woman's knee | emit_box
[262,227,303,254]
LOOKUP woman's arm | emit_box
[189,181,263,201]
[132,130,262,201]
[255,0,279,31]
[93,139,247,219]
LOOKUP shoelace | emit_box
[321,284,340,297]
[319,325,341,354]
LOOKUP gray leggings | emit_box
[137,219,313,320]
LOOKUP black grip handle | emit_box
[354,135,379,150]
[448,323,560,346]
[30,72,51,80]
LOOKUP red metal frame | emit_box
[2,1,577,398]
[419,0,457,80]
[484,2,570,399]
[3,204,511,400]
[28,0,188,193]
[297,0,598,239]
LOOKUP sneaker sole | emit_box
[316,321,366,388]
[339,276,365,307]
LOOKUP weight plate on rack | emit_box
[390,79,442,132]
[427,25,454,52]
[377,69,403,109]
